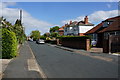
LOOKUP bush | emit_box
[0,29,2,59]
[57,35,91,41]
[2,28,17,59]
[40,36,46,40]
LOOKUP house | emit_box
[85,16,120,53]
[58,26,65,36]
[64,16,94,36]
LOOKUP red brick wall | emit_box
[57,38,90,51]
[78,33,85,36]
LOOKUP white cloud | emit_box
[0,2,53,35]
[62,10,118,24]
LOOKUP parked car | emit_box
[91,40,97,47]
[36,39,45,44]
[28,38,33,42]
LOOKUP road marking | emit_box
[27,59,40,72]
[27,42,48,80]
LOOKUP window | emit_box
[116,31,120,35]
[64,28,67,32]
[103,22,108,27]
[69,27,73,30]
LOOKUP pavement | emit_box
[28,41,119,78]
[1,41,42,79]
[0,59,12,80]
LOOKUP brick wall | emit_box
[57,38,90,51]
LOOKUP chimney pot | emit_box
[84,16,88,24]
[70,21,72,24]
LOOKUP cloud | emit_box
[62,10,118,24]
[0,2,53,35]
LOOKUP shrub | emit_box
[2,28,17,59]
[40,36,46,40]
[57,35,91,41]
[0,29,2,59]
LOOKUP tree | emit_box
[30,30,41,41]
[43,33,50,37]
[8,19,25,44]
[50,32,59,38]
[2,28,17,59]
[50,26,59,33]
[1,18,26,44]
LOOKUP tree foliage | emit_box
[1,17,26,58]
[30,30,41,41]
[50,26,59,33]
[1,17,26,44]
[50,32,59,37]
[2,28,17,59]
[43,33,50,37]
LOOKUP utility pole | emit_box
[20,9,22,23]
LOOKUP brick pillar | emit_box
[86,39,90,51]
[57,39,60,45]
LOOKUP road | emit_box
[2,42,41,79]
[28,41,118,78]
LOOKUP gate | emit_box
[109,35,120,53]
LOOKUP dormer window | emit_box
[102,21,109,27]
[107,22,110,25]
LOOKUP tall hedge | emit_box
[2,28,17,59]
[0,29,2,59]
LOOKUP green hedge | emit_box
[0,29,2,59]
[2,28,17,59]
[57,36,91,41]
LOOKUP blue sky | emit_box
[8,2,118,25]
[1,2,118,35]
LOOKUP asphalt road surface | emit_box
[28,41,119,78]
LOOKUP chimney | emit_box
[84,16,88,24]
[70,21,72,24]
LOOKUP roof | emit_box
[85,23,102,34]
[58,26,65,31]
[78,21,94,26]
[65,21,94,28]
[98,18,120,33]
[59,27,64,31]
[106,16,120,21]
[85,16,120,34]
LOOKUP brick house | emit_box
[58,26,65,36]
[64,16,94,36]
[85,16,120,53]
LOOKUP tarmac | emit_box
[47,43,119,63]
[0,42,119,79]
[1,41,42,79]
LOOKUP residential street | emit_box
[28,41,119,78]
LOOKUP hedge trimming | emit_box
[2,28,17,59]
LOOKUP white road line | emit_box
[27,42,48,80]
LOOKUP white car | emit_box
[36,39,45,44]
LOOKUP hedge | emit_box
[57,36,91,41]
[0,29,1,58]
[2,28,17,59]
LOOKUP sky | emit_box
[0,2,119,35]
